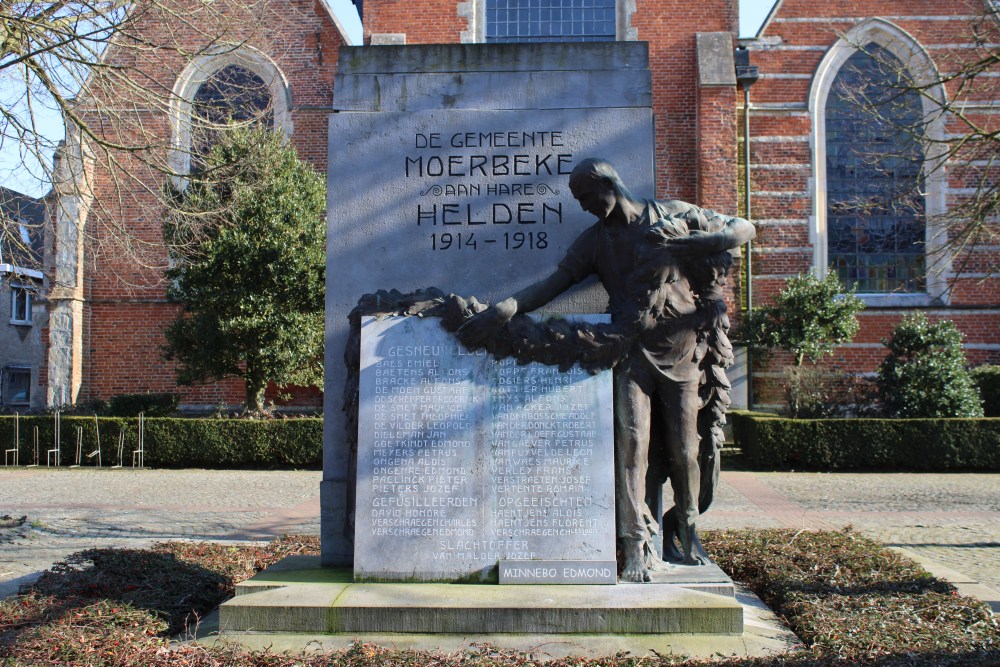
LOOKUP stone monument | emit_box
[216,41,750,648]
[323,42,656,566]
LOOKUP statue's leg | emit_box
[659,374,704,565]
[614,365,653,583]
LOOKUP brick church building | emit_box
[43,0,999,412]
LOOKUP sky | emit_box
[0,0,777,198]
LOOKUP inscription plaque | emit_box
[356,315,615,582]
[499,559,617,585]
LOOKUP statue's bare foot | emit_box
[677,524,707,566]
[621,562,651,582]
[621,540,652,583]
[682,553,707,566]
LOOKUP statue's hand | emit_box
[456,297,517,348]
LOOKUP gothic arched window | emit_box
[825,45,926,293]
[190,64,273,163]
[485,0,616,43]
[170,50,292,181]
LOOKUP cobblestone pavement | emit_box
[0,469,320,597]
[1,468,997,606]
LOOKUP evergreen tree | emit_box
[163,127,325,412]
[877,314,983,418]
[743,273,865,367]
[741,273,866,416]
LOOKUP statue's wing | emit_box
[697,300,733,515]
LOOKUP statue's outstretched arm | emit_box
[456,268,577,347]
[507,267,577,313]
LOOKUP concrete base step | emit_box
[220,557,743,636]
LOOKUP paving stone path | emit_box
[0,469,321,597]
[1,468,997,607]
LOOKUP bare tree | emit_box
[1,0,311,287]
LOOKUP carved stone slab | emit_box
[355,315,615,582]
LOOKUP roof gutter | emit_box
[0,264,44,280]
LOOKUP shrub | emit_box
[143,418,321,468]
[972,365,1000,417]
[105,393,180,417]
[783,365,878,418]
[731,412,1000,470]
[741,272,865,366]
[877,314,983,418]
[0,416,321,469]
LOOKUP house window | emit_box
[485,0,617,43]
[4,368,30,405]
[825,45,926,293]
[10,285,32,324]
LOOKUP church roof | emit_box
[0,186,45,273]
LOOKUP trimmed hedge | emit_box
[731,412,1000,470]
[0,416,321,469]
[106,393,180,417]
[972,365,1000,417]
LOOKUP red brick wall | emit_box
[53,0,347,409]
[636,1,737,202]
[363,0,465,42]
[697,85,739,213]
[64,0,997,413]
[697,68,742,329]
[747,0,1000,409]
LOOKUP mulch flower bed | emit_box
[1,530,996,666]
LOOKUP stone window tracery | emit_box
[825,45,926,293]
[170,49,292,178]
[485,0,617,43]
[189,64,273,169]
[808,19,948,305]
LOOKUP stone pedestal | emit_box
[219,556,743,637]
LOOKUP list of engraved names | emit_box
[356,316,614,580]
[490,357,600,541]
[369,340,480,543]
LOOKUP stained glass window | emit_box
[486,0,616,43]
[826,45,926,293]
[191,65,273,162]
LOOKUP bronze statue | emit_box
[459,158,755,582]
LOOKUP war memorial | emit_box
[219,40,762,653]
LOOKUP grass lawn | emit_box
[1,530,997,666]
